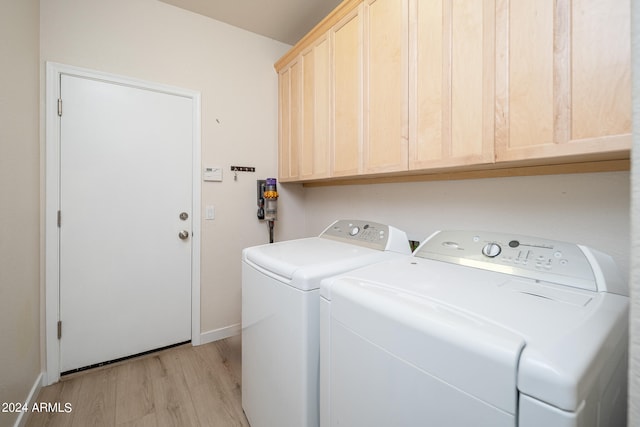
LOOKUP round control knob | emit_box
[349,226,360,236]
[482,242,502,258]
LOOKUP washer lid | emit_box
[242,237,406,291]
[327,257,629,412]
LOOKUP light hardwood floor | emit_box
[26,336,249,427]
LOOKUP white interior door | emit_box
[59,74,193,373]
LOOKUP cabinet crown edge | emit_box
[274,0,361,71]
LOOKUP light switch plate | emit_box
[205,205,215,220]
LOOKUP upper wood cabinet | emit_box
[277,61,301,182]
[494,0,631,163]
[300,35,331,180]
[331,6,363,177]
[409,0,495,170]
[275,0,630,183]
[279,36,331,182]
[363,0,409,174]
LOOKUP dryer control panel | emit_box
[320,220,411,254]
[414,230,615,292]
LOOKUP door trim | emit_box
[45,62,202,385]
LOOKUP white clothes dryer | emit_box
[241,220,410,427]
[320,230,628,427]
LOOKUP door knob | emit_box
[178,230,190,240]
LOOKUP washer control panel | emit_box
[321,220,410,253]
[415,230,598,291]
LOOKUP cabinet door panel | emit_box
[313,37,331,179]
[495,0,631,162]
[332,8,362,177]
[278,68,292,181]
[300,37,331,181]
[301,48,315,179]
[412,0,444,162]
[506,0,554,149]
[364,0,408,173]
[289,61,301,178]
[450,0,486,159]
[571,0,631,140]
[410,0,494,170]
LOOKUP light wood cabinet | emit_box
[331,6,363,177]
[300,35,331,180]
[409,0,495,170]
[275,0,630,184]
[279,36,332,182]
[363,0,409,174]
[331,0,410,177]
[494,0,631,163]
[278,60,301,182]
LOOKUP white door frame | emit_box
[44,62,202,385]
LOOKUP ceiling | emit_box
[159,0,343,45]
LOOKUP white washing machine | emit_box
[241,219,410,427]
[320,230,629,427]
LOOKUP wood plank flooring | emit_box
[26,336,249,427]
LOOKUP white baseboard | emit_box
[199,323,241,345]
[13,372,44,427]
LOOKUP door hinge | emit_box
[57,99,62,117]
[57,321,62,339]
[57,210,61,227]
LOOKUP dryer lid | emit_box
[331,278,525,415]
[327,257,629,413]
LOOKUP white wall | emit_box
[39,0,302,338]
[301,172,631,279]
[0,0,41,426]
[629,0,639,423]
